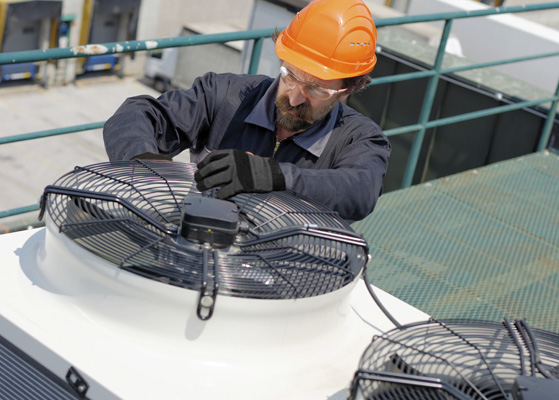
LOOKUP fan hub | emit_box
[179,195,239,248]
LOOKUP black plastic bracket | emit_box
[196,247,219,320]
[66,366,89,398]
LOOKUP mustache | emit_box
[276,95,313,122]
[275,94,315,132]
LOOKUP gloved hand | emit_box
[195,149,286,199]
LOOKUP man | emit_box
[103,0,390,222]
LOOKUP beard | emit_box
[275,93,337,133]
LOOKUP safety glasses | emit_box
[280,66,347,100]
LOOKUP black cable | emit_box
[515,319,538,376]
[362,267,402,328]
[516,319,557,380]
[503,318,527,376]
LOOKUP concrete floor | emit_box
[504,0,559,29]
[0,74,185,231]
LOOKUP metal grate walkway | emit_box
[354,151,559,333]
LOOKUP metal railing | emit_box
[1,2,559,221]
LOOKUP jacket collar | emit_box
[245,75,339,158]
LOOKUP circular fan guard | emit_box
[350,318,559,400]
[39,161,368,317]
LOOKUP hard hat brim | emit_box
[275,29,377,81]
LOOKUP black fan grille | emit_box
[40,161,367,300]
[350,318,559,400]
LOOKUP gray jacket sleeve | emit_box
[279,114,390,222]
[103,72,222,161]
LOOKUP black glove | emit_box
[195,149,286,199]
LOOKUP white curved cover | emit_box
[0,225,429,400]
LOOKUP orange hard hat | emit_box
[275,0,377,80]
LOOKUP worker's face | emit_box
[275,63,348,133]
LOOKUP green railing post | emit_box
[0,205,40,219]
[401,19,453,188]
[0,122,105,145]
[538,78,559,151]
[0,29,277,66]
[248,37,265,75]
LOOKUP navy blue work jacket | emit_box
[103,72,391,222]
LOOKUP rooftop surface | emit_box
[353,150,559,333]
[0,75,190,231]
[1,75,558,335]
